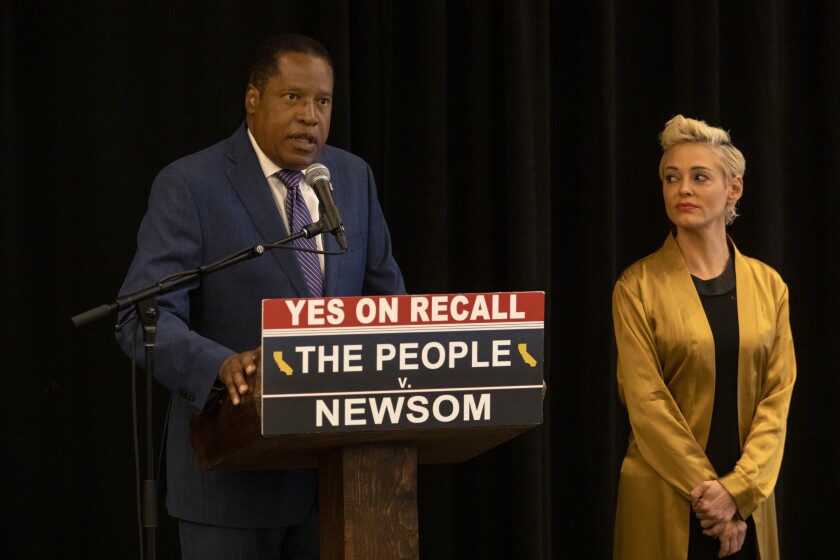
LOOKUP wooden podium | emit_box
[190,292,545,559]
[190,372,541,559]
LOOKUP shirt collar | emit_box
[247,128,282,178]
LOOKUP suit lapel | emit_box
[225,125,310,298]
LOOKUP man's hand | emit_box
[690,480,738,537]
[716,519,747,558]
[218,346,261,406]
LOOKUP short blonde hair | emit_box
[659,115,746,224]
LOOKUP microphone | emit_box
[304,163,347,250]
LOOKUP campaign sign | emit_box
[261,292,544,435]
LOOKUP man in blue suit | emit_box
[116,34,405,559]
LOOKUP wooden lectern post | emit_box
[319,443,419,560]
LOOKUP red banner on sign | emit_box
[263,291,544,330]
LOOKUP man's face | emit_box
[245,52,333,170]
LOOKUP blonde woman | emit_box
[612,115,796,559]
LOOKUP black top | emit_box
[693,257,741,475]
[687,256,756,559]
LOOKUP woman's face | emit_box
[661,143,742,234]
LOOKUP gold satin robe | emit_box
[612,234,796,560]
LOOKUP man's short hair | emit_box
[248,34,333,93]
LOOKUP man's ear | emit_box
[245,84,260,115]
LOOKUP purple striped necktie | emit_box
[276,169,324,298]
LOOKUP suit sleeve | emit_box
[719,282,796,519]
[115,166,233,410]
[613,278,717,499]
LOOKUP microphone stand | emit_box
[70,221,329,560]
[135,295,158,559]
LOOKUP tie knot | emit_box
[276,169,304,190]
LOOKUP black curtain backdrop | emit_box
[3,1,838,558]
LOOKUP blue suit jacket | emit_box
[116,124,405,527]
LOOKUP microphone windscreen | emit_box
[304,163,330,185]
